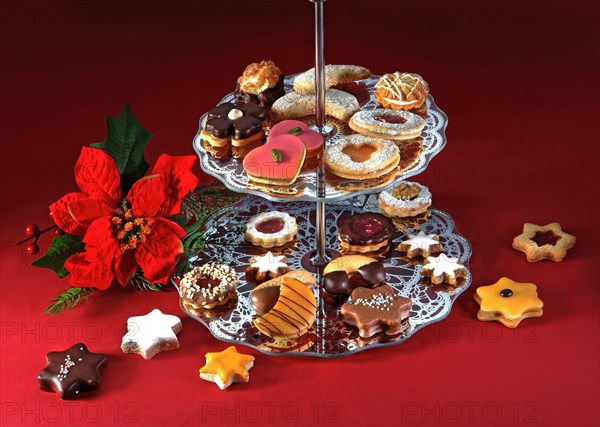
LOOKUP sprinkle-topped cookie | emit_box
[420,253,468,286]
[38,343,107,400]
[398,231,443,258]
[199,346,255,390]
[121,309,183,359]
[512,222,576,262]
[474,277,543,328]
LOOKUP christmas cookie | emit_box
[323,255,386,296]
[269,120,324,159]
[250,270,316,315]
[349,109,425,140]
[378,181,432,218]
[243,134,306,185]
[234,60,285,107]
[246,251,290,284]
[420,253,468,286]
[398,231,443,258]
[340,285,412,338]
[179,263,238,309]
[244,211,298,248]
[337,212,395,254]
[375,72,429,111]
[323,134,400,180]
[292,64,371,94]
[512,222,576,262]
[270,89,360,122]
[38,343,107,400]
[121,309,182,359]
[201,102,266,160]
[253,276,317,339]
[199,346,255,390]
[474,277,543,328]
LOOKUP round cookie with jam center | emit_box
[179,263,238,310]
[244,211,298,248]
[338,212,395,254]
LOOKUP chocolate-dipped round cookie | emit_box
[338,213,395,254]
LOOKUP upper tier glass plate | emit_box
[192,74,448,202]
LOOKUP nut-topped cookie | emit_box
[180,263,238,309]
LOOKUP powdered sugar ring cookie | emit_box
[245,211,298,248]
[379,182,432,218]
[323,134,400,180]
[349,109,425,140]
[375,72,429,111]
[270,89,360,122]
[179,263,238,309]
[293,64,371,94]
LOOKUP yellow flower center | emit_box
[111,209,153,251]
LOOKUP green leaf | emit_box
[90,142,106,149]
[44,287,95,316]
[31,234,85,278]
[103,102,152,194]
[129,269,166,291]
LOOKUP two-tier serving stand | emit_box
[174,1,472,357]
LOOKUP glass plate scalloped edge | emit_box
[192,74,448,203]
[171,194,471,358]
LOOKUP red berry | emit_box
[25,224,39,236]
[26,243,39,255]
[54,228,65,236]
[49,210,54,219]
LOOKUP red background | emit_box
[1,1,599,426]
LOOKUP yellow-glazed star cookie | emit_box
[474,277,543,328]
[199,346,255,390]
[512,222,575,262]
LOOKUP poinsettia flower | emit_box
[51,147,198,290]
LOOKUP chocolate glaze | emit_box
[234,116,263,140]
[251,286,280,316]
[207,102,235,120]
[240,102,267,121]
[233,75,285,107]
[357,262,386,286]
[38,343,107,400]
[324,261,387,296]
[204,101,266,139]
[338,213,395,246]
[324,270,350,295]
[205,117,233,139]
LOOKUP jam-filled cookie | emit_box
[270,89,360,122]
[244,211,298,248]
[323,134,400,180]
[179,263,238,309]
[201,102,266,160]
[375,72,429,111]
[341,285,412,338]
[349,109,425,140]
[252,276,317,339]
[323,255,386,297]
[420,253,468,286]
[234,60,285,107]
[269,120,324,159]
[246,251,290,284]
[512,222,576,262]
[337,212,395,254]
[398,231,443,258]
[292,64,371,94]
[379,182,432,218]
[243,134,306,186]
[474,277,543,328]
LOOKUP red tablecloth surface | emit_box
[1,1,599,426]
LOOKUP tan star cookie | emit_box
[512,222,575,262]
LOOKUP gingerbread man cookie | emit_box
[199,346,255,390]
[121,309,183,359]
[474,277,543,328]
[512,222,576,262]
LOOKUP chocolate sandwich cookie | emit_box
[338,212,395,254]
[38,343,107,400]
[340,285,412,338]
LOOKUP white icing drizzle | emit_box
[245,211,297,240]
[375,72,429,106]
[249,252,288,273]
[324,134,398,172]
[421,254,466,278]
[379,182,432,210]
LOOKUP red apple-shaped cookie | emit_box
[243,134,306,185]
[269,120,324,156]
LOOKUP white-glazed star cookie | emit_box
[398,231,443,258]
[420,253,468,286]
[246,251,290,284]
[121,309,183,359]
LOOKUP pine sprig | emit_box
[129,269,166,291]
[44,287,95,316]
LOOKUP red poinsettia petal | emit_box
[67,198,114,228]
[114,250,138,287]
[49,192,89,236]
[150,155,199,216]
[126,175,164,218]
[64,252,115,291]
[74,147,122,208]
[134,218,184,284]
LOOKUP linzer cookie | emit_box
[244,211,298,248]
[246,251,290,284]
[270,89,360,122]
[201,102,266,160]
[121,309,182,359]
[340,285,412,338]
[349,109,425,140]
[38,343,107,400]
[323,255,386,297]
[474,277,543,328]
[375,72,429,111]
[292,64,371,94]
[337,212,395,254]
[512,222,576,262]
[243,134,306,185]
[323,134,400,180]
[398,231,443,258]
[253,276,317,339]
[420,253,468,286]
[234,60,285,107]
[199,346,255,390]
[179,263,238,309]
[379,182,432,218]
